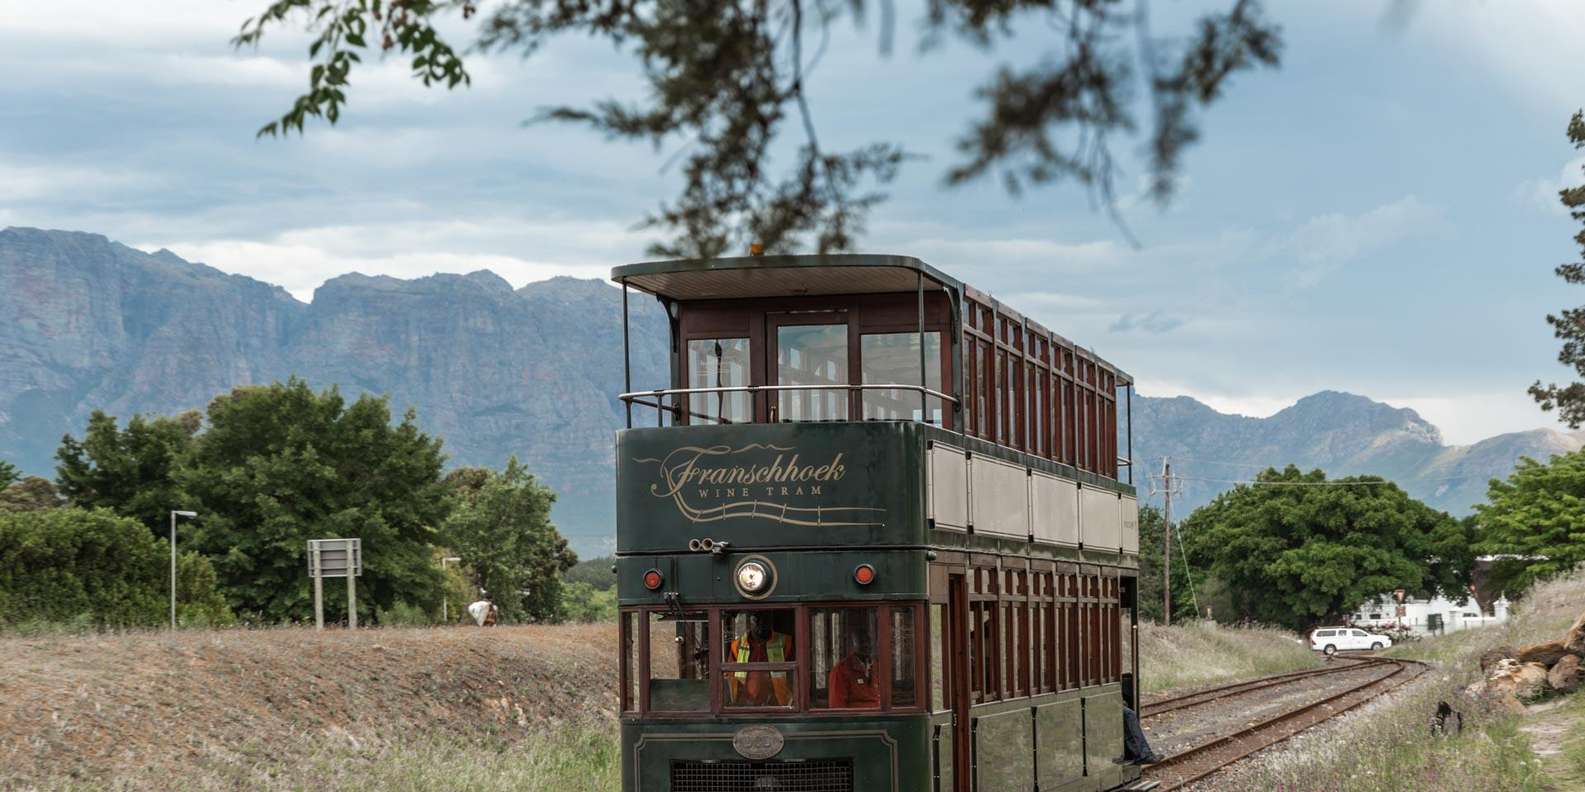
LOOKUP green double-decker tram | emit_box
[612,254,1150,792]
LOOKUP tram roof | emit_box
[611,253,961,301]
[613,253,1131,382]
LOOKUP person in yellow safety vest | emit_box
[729,614,794,706]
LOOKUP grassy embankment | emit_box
[0,624,618,792]
[1137,620,1321,694]
[2,617,1320,791]
[1199,571,1585,792]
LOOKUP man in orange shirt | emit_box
[827,628,880,709]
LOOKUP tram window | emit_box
[622,611,639,712]
[1043,582,1058,691]
[811,607,881,709]
[777,323,849,421]
[860,332,943,424]
[648,611,710,712]
[720,609,798,708]
[891,607,918,708]
[686,338,751,424]
[1063,577,1080,689]
[929,603,949,712]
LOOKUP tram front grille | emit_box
[670,758,854,792]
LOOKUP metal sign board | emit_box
[308,538,362,630]
[308,538,362,578]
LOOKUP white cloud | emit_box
[0,159,161,202]
[1133,379,1302,420]
[1514,155,1585,218]
[1380,391,1571,447]
[1282,195,1442,288]
[1414,2,1585,115]
[136,216,649,300]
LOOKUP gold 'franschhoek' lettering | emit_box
[633,443,880,528]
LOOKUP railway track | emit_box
[1142,656,1429,791]
[1140,655,1387,718]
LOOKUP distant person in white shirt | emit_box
[467,596,498,626]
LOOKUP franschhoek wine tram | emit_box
[613,254,1149,792]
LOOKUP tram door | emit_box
[949,572,971,792]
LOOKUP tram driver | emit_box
[827,626,880,709]
[728,613,794,706]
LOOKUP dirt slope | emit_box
[0,624,613,789]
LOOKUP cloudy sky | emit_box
[2,0,1582,445]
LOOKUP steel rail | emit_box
[1140,655,1385,718]
[1145,657,1428,791]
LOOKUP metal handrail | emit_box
[619,383,959,404]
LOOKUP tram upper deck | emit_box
[612,253,1140,559]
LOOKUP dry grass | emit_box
[1138,620,1322,694]
[0,624,614,791]
[1197,571,1585,791]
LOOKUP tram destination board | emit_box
[615,421,926,552]
[307,538,362,578]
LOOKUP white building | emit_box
[1349,591,1509,637]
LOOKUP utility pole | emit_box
[1162,459,1173,626]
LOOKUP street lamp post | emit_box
[441,556,462,622]
[169,510,198,629]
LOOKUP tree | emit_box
[235,0,1280,256]
[1473,449,1585,596]
[560,580,618,623]
[1180,465,1471,631]
[55,411,202,539]
[565,555,617,591]
[0,477,64,513]
[0,507,230,627]
[1532,111,1585,426]
[443,458,577,623]
[0,460,19,489]
[180,378,453,623]
[1135,505,1196,624]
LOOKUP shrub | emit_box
[0,507,231,628]
[560,580,616,623]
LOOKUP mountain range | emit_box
[3,227,1579,554]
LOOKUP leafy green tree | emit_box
[181,379,452,624]
[1473,449,1585,596]
[1136,505,1198,624]
[1181,466,1471,631]
[0,507,229,627]
[0,460,19,489]
[55,411,201,539]
[0,477,64,513]
[1532,111,1585,426]
[443,458,577,623]
[565,555,617,591]
[561,580,618,623]
[235,0,1280,256]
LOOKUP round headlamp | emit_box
[736,561,769,593]
[733,557,776,599]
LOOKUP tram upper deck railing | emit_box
[619,382,958,421]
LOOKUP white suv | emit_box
[1310,627,1392,655]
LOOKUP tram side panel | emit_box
[923,431,1140,792]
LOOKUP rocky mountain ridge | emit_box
[2,227,1576,553]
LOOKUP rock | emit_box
[1479,646,1517,673]
[1549,655,1582,693]
[1567,609,1585,655]
[1516,640,1580,668]
[1486,660,1551,705]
